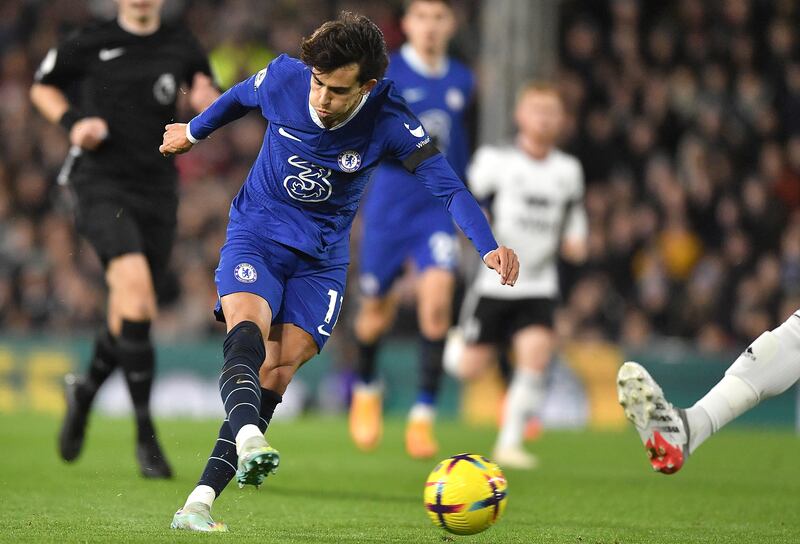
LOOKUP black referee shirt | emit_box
[35,18,212,194]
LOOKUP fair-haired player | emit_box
[349,0,473,459]
[159,12,519,532]
[457,82,588,469]
[618,311,800,474]
[30,0,218,478]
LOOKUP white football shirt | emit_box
[468,144,587,299]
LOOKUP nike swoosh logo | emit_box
[404,123,425,138]
[278,127,302,142]
[317,325,331,337]
[98,47,125,61]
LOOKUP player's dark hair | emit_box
[301,11,388,83]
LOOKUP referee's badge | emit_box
[234,263,257,283]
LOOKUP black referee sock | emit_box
[219,321,265,439]
[75,328,118,408]
[198,388,282,496]
[416,336,445,406]
[116,319,157,443]
[356,338,380,384]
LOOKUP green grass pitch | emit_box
[2,414,799,543]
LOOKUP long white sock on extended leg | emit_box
[496,369,545,450]
[685,312,800,454]
[185,484,215,508]
[685,375,757,454]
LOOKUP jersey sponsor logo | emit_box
[234,263,257,283]
[153,73,177,105]
[404,122,426,138]
[337,150,361,172]
[98,47,125,62]
[254,67,267,88]
[278,127,302,142]
[283,155,333,202]
[416,136,431,149]
[445,87,465,111]
[402,87,426,103]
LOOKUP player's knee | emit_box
[356,304,392,342]
[458,347,492,381]
[419,305,451,340]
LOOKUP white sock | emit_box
[686,375,759,454]
[185,484,215,509]
[354,381,382,395]
[235,423,263,455]
[495,369,545,450]
[409,403,435,422]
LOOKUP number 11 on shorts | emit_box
[317,289,343,337]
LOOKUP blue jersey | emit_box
[362,45,475,230]
[187,54,496,264]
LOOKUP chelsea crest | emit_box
[337,150,361,172]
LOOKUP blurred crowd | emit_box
[0,0,798,353]
[557,0,800,350]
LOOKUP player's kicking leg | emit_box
[619,310,800,474]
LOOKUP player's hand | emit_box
[160,123,193,156]
[70,117,108,150]
[483,246,519,286]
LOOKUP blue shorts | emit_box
[358,223,459,298]
[214,229,346,352]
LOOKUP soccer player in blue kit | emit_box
[159,12,518,532]
[350,0,473,459]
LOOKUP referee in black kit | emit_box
[30,0,219,478]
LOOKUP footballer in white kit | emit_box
[457,82,588,469]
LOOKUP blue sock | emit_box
[219,321,264,439]
[198,388,282,496]
[416,336,445,406]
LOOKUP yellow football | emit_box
[423,453,508,535]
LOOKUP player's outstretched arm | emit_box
[160,123,193,156]
[483,246,519,286]
[409,152,519,286]
[162,72,263,157]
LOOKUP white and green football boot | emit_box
[236,435,280,488]
[170,502,228,532]
[617,361,689,474]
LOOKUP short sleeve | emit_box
[467,146,501,199]
[34,31,87,88]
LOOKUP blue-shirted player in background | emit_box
[350,0,473,459]
[159,12,518,532]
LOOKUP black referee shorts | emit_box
[463,296,556,345]
[73,185,177,297]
